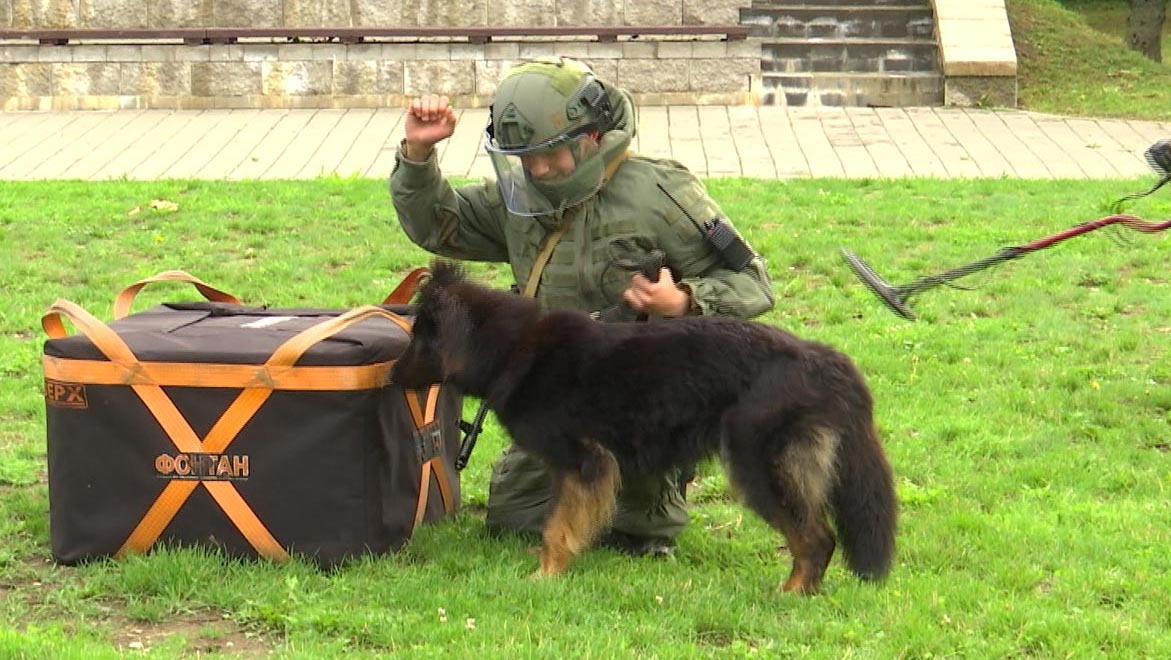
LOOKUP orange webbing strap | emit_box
[42,356,393,391]
[113,270,242,320]
[405,384,441,429]
[130,304,412,557]
[412,460,455,535]
[406,385,455,534]
[43,298,287,560]
[43,299,414,560]
[383,267,431,305]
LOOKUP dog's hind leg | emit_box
[772,428,839,595]
[535,442,621,578]
[725,418,840,595]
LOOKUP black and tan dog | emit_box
[391,262,897,594]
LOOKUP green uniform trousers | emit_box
[485,444,689,541]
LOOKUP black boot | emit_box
[599,530,675,558]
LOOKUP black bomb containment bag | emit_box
[41,270,459,566]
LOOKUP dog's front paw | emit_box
[529,568,557,580]
[530,557,569,579]
[533,548,571,578]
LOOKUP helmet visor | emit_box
[484,128,605,217]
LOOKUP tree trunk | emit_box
[1128,0,1168,62]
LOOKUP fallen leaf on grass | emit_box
[127,199,180,217]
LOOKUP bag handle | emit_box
[46,298,412,371]
[44,298,141,358]
[383,267,430,305]
[114,266,431,319]
[113,270,241,320]
[265,305,412,369]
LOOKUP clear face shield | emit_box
[484,125,605,217]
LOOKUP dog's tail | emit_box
[830,373,898,582]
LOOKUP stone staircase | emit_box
[741,0,944,107]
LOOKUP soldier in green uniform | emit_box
[389,57,774,556]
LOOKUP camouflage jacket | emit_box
[388,142,774,319]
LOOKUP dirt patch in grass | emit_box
[2,555,277,657]
[0,556,59,606]
[108,611,277,658]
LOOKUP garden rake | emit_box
[841,139,1171,320]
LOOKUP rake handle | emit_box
[844,213,1171,320]
[1018,214,1171,251]
[893,248,1024,298]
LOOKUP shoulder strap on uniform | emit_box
[603,148,631,183]
[522,221,571,299]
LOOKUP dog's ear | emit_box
[417,259,463,309]
[429,259,465,289]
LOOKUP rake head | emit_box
[1144,139,1171,176]
[840,249,917,321]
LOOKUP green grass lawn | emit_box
[4,1,1171,657]
[1010,0,1171,119]
[2,176,1170,658]
[1058,0,1171,43]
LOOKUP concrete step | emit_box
[741,6,935,40]
[762,38,939,74]
[761,71,943,107]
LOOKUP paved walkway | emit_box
[0,106,1166,181]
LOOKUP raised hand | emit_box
[404,94,458,160]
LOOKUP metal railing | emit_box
[0,25,750,46]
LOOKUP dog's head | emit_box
[390,261,473,389]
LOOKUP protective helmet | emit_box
[484,57,617,216]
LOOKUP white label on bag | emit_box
[239,316,297,328]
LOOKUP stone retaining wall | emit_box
[1,0,744,29]
[0,0,760,109]
[0,36,761,110]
